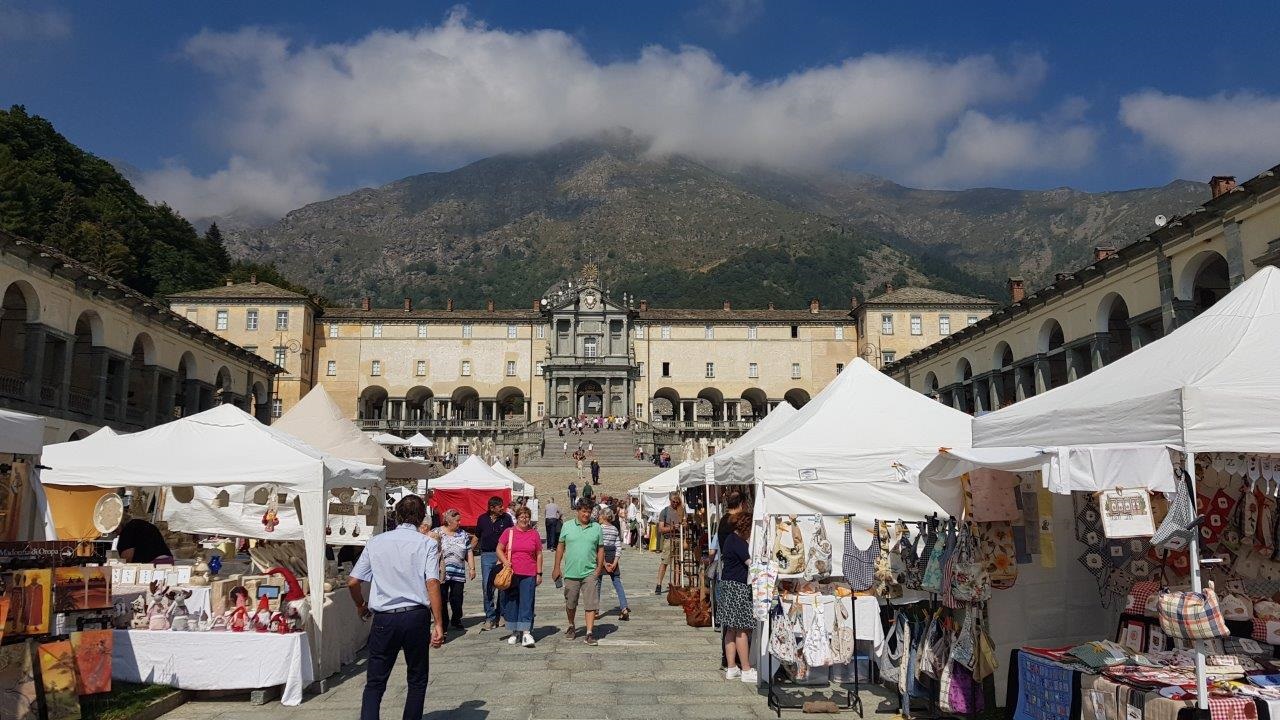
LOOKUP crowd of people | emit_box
[550,414,632,434]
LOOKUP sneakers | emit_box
[654,585,662,595]
[583,634,598,646]
[564,626,576,639]
[480,620,494,632]
[725,667,742,680]
[740,669,758,684]
[507,634,519,645]
[619,608,630,621]
[522,632,536,648]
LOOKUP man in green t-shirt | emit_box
[552,498,605,646]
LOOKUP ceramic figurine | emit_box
[261,507,280,532]
[188,559,211,587]
[226,586,251,632]
[167,588,192,631]
[252,594,272,632]
[208,554,222,576]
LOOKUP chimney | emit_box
[225,278,234,286]
[1093,245,1117,262]
[486,299,495,312]
[639,300,649,311]
[1210,175,1237,199]
[1054,272,1071,284]
[249,273,258,284]
[403,297,412,311]
[361,297,371,311]
[883,281,894,294]
[722,300,731,311]
[1007,277,1026,304]
[446,299,454,312]
[809,298,820,314]
[768,302,775,310]
[532,299,541,311]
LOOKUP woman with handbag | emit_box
[424,509,475,632]
[597,507,631,620]
[717,511,758,684]
[497,506,543,648]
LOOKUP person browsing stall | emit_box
[655,492,684,594]
[116,517,172,563]
[475,496,515,631]
[347,494,444,720]
[553,498,605,645]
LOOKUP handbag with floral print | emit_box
[976,521,1017,590]
[950,524,990,603]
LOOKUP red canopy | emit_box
[430,488,512,526]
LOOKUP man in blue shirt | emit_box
[475,495,514,630]
[348,494,443,720]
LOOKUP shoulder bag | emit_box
[874,521,903,599]
[920,521,948,593]
[806,517,833,579]
[829,598,856,666]
[492,529,515,591]
[949,524,989,603]
[749,534,779,621]
[802,597,833,668]
[842,517,880,592]
[1157,583,1230,640]
[774,516,806,575]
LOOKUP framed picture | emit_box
[173,567,192,585]
[70,629,112,695]
[0,640,37,720]
[118,566,138,585]
[3,569,52,636]
[37,640,79,720]
[53,567,112,612]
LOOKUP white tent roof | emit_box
[370,432,408,446]
[407,432,434,449]
[677,402,798,488]
[974,266,1280,452]
[430,454,512,490]
[752,358,970,517]
[274,386,432,479]
[915,445,1176,495]
[490,461,534,496]
[1,407,44,455]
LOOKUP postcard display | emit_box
[757,503,1008,719]
[1005,453,1280,720]
[0,541,114,720]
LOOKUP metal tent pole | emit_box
[1184,451,1208,715]
[704,458,716,625]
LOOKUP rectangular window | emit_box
[326,360,337,376]
[274,347,287,369]
[836,363,845,374]
[329,324,338,338]
[636,402,644,417]
[967,315,979,326]
[276,310,289,331]
[583,337,598,358]
[461,360,472,376]
[834,325,845,340]
[791,363,801,379]
[747,324,758,340]
[416,360,427,376]
[881,314,894,335]
[417,323,428,338]
[536,402,544,418]
[637,361,645,377]
[535,361,544,376]
[372,323,383,338]
[506,360,517,376]
[910,315,922,335]
[635,326,645,339]
[705,362,715,378]
[661,362,671,377]
[185,309,198,322]
[271,399,282,419]
[748,362,759,378]
[790,325,799,339]
[882,351,896,365]
[462,324,473,338]
[216,310,228,330]
[660,325,671,339]
[246,309,259,331]
[536,325,545,339]
[939,315,951,335]
[370,360,381,376]
[507,324,517,339]
[704,324,714,339]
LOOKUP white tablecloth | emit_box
[312,590,371,678]
[112,630,315,706]
[115,585,212,622]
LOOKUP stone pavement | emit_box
[157,541,897,720]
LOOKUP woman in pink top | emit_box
[497,506,543,648]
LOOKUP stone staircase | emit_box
[519,425,654,469]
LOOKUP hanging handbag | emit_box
[1157,583,1230,640]
[888,521,909,582]
[950,524,990,603]
[492,530,515,591]
[842,516,879,592]
[769,600,800,664]
[977,521,1018,590]
[974,616,999,682]
[902,522,925,589]
[829,599,856,666]
[874,521,903,599]
[749,536,779,621]
[1152,469,1197,551]
[774,517,806,575]
[802,598,833,668]
[921,520,948,593]
[951,608,978,670]
[806,517,833,579]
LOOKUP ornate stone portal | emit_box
[540,268,636,418]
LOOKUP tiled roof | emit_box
[636,309,853,322]
[862,287,997,307]
[169,281,310,302]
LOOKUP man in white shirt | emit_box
[348,495,443,720]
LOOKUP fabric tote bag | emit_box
[1157,584,1230,640]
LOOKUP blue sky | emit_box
[4,1,1280,223]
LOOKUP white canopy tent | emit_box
[915,444,1176,494]
[490,461,534,496]
[3,407,46,541]
[633,462,695,519]
[40,404,384,662]
[407,432,434,450]
[430,455,514,491]
[369,432,408,446]
[1,407,44,455]
[676,402,798,489]
[274,386,432,480]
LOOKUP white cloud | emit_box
[696,0,765,36]
[0,2,70,41]
[137,156,329,224]
[142,11,1091,221]
[910,111,1096,187]
[1120,90,1280,179]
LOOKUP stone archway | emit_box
[576,379,603,416]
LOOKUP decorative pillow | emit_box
[1125,581,1161,617]
[1199,489,1237,545]
[1255,600,1280,620]
[1220,593,1254,622]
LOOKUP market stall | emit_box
[428,455,512,525]
[369,432,407,447]
[2,406,47,542]
[676,401,798,489]
[39,404,383,706]
[490,461,537,520]
[932,266,1280,717]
